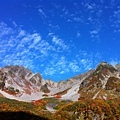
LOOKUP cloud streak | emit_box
[1,0,120,81]
[0,22,103,80]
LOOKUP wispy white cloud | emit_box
[89,29,100,41]
[17,29,26,37]
[68,60,80,72]
[85,4,93,10]
[0,21,103,80]
[80,59,92,70]
[0,0,120,81]
[42,49,102,78]
[90,30,99,35]
[38,8,47,18]
[73,17,82,22]
[76,32,81,38]
[52,36,69,50]
[109,58,120,66]
[0,22,13,37]
[42,56,68,76]
[111,9,120,32]
[48,24,60,31]
[0,22,68,70]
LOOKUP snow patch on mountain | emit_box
[61,82,80,101]
[61,78,85,101]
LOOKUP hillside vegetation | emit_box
[0,97,120,120]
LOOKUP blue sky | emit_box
[0,0,120,81]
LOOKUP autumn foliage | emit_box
[57,99,120,120]
[0,97,120,120]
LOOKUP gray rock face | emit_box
[4,65,32,77]
[29,73,42,86]
[40,84,50,93]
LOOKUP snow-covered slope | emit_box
[0,66,45,101]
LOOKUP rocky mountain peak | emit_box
[94,61,117,75]
[78,61,120,100]
[2,65,32,78]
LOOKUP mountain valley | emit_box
[0,62,120,120]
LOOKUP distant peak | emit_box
[95,61,117,73]
[99,61,108,66]
[97,61,113,68]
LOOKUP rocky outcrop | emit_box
[78,62,120,100]
[40,84,50,93]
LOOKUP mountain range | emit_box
[0,61,120,102]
